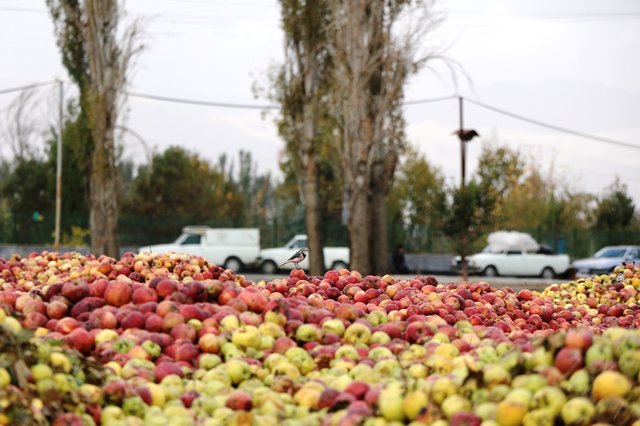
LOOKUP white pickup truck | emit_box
[138,226,260,272]
[457,231,571,278]
[258,234,350,273]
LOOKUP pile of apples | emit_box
[0,251,639,425]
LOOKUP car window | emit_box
[181,234,201,245]
[594,248,627,258]
[627,249,640,259]
[293,239,308,249]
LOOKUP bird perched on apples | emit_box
[280,248,309,269]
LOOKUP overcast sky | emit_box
[1,0,639,206]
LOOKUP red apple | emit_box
[104,281,133,307]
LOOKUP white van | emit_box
[139,226,260,271]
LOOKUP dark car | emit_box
[572,245,640,278]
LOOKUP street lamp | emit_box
[452,96,479,281]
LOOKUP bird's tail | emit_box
[278,261,287,268]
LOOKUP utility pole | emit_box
[453,96,479,281]
[54,80,63,251]
[459,96,466,187]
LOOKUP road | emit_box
[242,273,557,291]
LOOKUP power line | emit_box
[0,81,56,96]
[127,90,456,110]
[126,91,279,110]
[0,6,47,14]
[3,82,637,153]
[403,95,458,105]
[462,96,640,152]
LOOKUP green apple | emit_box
[53,373,77,393]
[31,363,54,381]
[199,354,222,370]
[474,401,497,420]
[141,340,162,358]
[563,369,590,396]
[264,310,287,326]
[367,310,388,326]
[335,345,359,361]
[477,346,499,364]
[123,395,147,417]
[0,368,10,388]
[379,384,405,421]
[95,329,119,346]
[524,347,553,371]
[264,353,287,371]
[374,358,402,378]
[530,386,566,416]
[483,364,511,387]
[522,407,555,426]
[430,376,457,404]
[321,319,346,337]
[232,325,262,349]
[585,341,614,372]
[368,346,393,361]
[272,361,301,380]
[370,331,391,345]
[441,394,472,418]
[618,350,640,378]
[219,315,240,332]
[258,322,285,338]
[350,363,374,381]
[343,323,372,345]
[408,364,427,379]
[225,359,251,385]
[505,388,532,407]
[561,397,595,426]
[295,324,322,343]
[102,405,126,424]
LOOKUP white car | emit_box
[455,231,571,278]
[258,234,349,273]
[572,245,640,278]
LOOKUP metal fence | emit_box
[1,210,638,259]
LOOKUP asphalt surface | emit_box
[242,273,557,291]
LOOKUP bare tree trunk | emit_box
[300,92,324,275]
[89,119,119,257]
[84,0,121,257]
[302,157,324,275]
[349,179,371,273]
[370,161,388,275]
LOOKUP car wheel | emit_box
[484,266,498,277]
[223,257,243,272]
[261,260,278,274]
[541,267,555,279]
[331,261,348,270]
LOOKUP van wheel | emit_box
[331,261,348,270]
[223,257,243,272]
[261,260,278,274]
[484,266,498,277]
[541,267,555,279]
